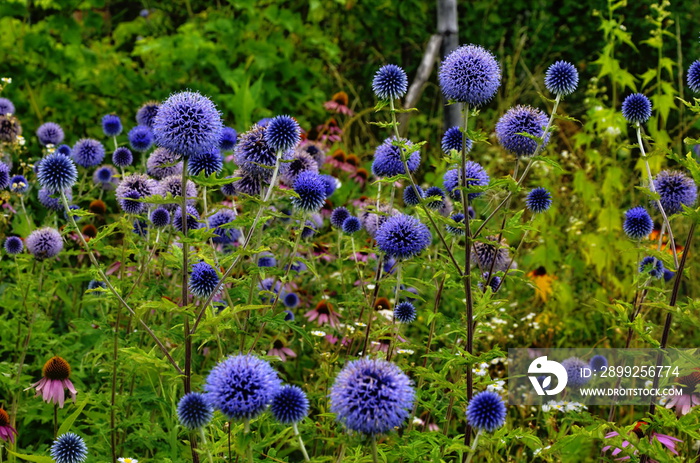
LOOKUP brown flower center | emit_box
[81,224,98,238]
[89,199,107,215]
[315,301,333,315]
[374,297,391,311]
[0,409,9,427]
[332,91,349,106]
[43,356,71,380]
[677,370,700,392]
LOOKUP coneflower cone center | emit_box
[43,356,71,380]
[0,409,9,426]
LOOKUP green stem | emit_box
[371,435,379,463]
[465,430,483,463]
[199,427,214,463]
[245,420,254,463]
[292,423,310,462]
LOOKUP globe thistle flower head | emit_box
[188,148,223,176]
[472,236,510,273]
[284,293,299,308]
[496,105,549,157]
[72,138,105,168]
[372,64,408,100]
[439,44,501,106]
[265,115,301,152]
[36,122,65,146]
[112,147,133,167]
[525,187,552,213]
[446,212,465,235]
[280,151,318,186]
[663,268,675,282]
[204,354,282,420]
[37,151,78,193]
[424,186,445,210]
[87,280,107,291]
[219,127,237,151]
[320,174,338,198]
[132,219,148,237]
[150,207,170,228]
[0,115,21,143]
[403,185,424,206]
[177,392,213,430]
[234,125,278,178]
[443,161,490,201]
[561,357,591,387]
[146,147,182,179]
[360,202,399,238]
[157,174,197,210]
[189,261,220,298]
[623,206,653,239]
[621,93,652,125]
[51,433,88,463]
[394,301,416,323]
[466,391,506,432]
[257,252,276,268]
[478,272,501,293]
[101,114,123,137]
[270,385,309,424]
[330,358,415,435]
[116,173,157,204]
[441,126,473,155]
[4,236,23,254]
[639,256,664,279]
[0,161,9,189]
[136,101,160,128]
[118,190,146,214]
[375,214,432,260]
[93,165,117,190]
[292,171,327,211]
[173,205,201,232]
[342,216,361,235]
[0,98,14,115]
[372,137,421,178]
[653,170,697,215]
[208,208,240,244]
[128,125,154,152]
[57,144,72,156]
[688,60,700,93]
[544,61,579,96]
[230,170,264,197]
[38,188,71,211]
[589,355,608,372]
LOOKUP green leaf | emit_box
[7,451,54,463]
[57,397,89,435]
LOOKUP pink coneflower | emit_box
[664,369,700,416]
[602,421,682,461]
[350,167,369,186]
[304,301,342,328]
[316,119,342,144]
[26,356,77,408]
[324,91,354,116]
[0,408,18,443]
[267,340,296,362]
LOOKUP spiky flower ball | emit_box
[446,212,465,235]
[208,208,240,244]
[496,105,549,157]
[688,60,700,93]
[234,125,278,178]
[466,391,506,431]
[424,186,445,209]
[621,93,652,125]
[36,122,65,146]
[589,355,609,372]
[118,190,145,214]
[204,354,282,420]
[0,161,9,189]
[0,98,14,115]
[372,64,408,100]
[375,214,431,260]
[403,185,424,206]
[93,165,117,190]
[330,207,350,229]
[561,357,591,387]
[101,114,123,137]
[128,125,154,152]
[472,236,510,273]
[443,161,490,201]
[441,126,472,154]
[394,301,416,323]
[219,127,237,151]
[280,151,318,186]
[10,174,28,193]
[544,61,579,96]
[177,392,213,430]
[653,170,697,215]
[173,205,201,232]
[189,261,220,298]
[37,151,78,193]
[112,147,133,167]
[439,44,501,106]
[38,188,72,211]
[72,138,105,168]
[146,147,182,179]
[136,101,160,128]
[291,171,327,212]
[150,207,171,228]
[319,174,337,198]
[265,115,301,152]
[153,91,223,157]
[623,206,653,239]
[330,358,414,435]
[50,433,88,463]
[157,174,197,210]
[639,256,664,279]
[4,236,23,254]
[188,148,223,176]
[270,385,309,424]
[525,187,552,213]
[479,272,501,293]
[371,137,421,178]
[342,216,361,235]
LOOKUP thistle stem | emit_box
[199,427,214,463]
[371,435,379,463]
[292,423,310,462]
[465,430,483,463]
[244,419,254,463]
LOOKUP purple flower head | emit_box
[157,174,197,211]
[270,385,309,424]
[37,152,78,193]
[0,98,15,115]
[292,171,327,212]
[330,207,350,228]
[403,185,424,206]
[93,165,117,190]
[372,64,408,100]
[443,161,489,201]
[150,207,170,228]
[118,190,146,214]
[623,206,653,240]
[622,93,652,125]
[128,125,154,152]
[561,357,590,388]
[265,115,301,152]
[653,170,697,215]
[26,227,63,260]
[146,147,182,180]
[424,186,445,210]
[466,391,506,432]
[177,392,213,430]
[525,187,552,213]
[257,252,276,268]
[72,139,105,168]
[360,202,399,238]
[589,355,608,372]
[441,126,472,155]
[219,127,237,151]
[230,170,263,197]
[38,188,71,211]
[496,105,549,157]
[4,236,23,255]
[688,60,700,93]
[50,432,88,463]
[0,161,9,189]
[101,114,122,137]
[36,122,65,146]
[173,205,201,232]
[136,101,160,128]
[545,61,579,96]
[0,115,21,143]
[394,301,416,323]
[208,208,240,244]
[320,174,337,198]
[153,91,223,157]
[376,214,431,260]
[439,44,501,106]
[57,144,71,156]
[342,216,361,235]
[371,137,421,178]
[478,272,501,293]
[639,256,664,279]
[189,261,220,298]
[112,147,133,167]
[234,125,279,179]
[446,212,465,235]
[188,148,223,176]
[116,173,157,204]
[472,236,510,272]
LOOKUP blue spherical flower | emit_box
[478,272,501,293]
[466,391,506,432]
[401,185,423,207]
[117,173,158,204]
[118,190,146,214]
[472,236,510,273]
[372,64,408,100]
[663,268,675,282]
[525,187,552,213]
[331,207,350,229]
[208,208,240,244]
[589,355,608,372]
[128,125,154,152]
[394,301,416,324]
[265,115,301,152]
[4,236,23,254]
[443,161,490,201]
[342,216,361,235]
[561,357,590,388]
[439,44,501,106]
[0,98,15,115]
[64,204,81,222]
[292,171,327,211]
[622,93,652,125]
[173,205,201,233]
[441,126,473,155]
[544,61,579,96]
[189,148,223,176]
[424,186,445,210]
[189,261,220,298]
[330,358,415,435]
[234,125,279,179]
[270,385,309,424]
[639,256,664,279]
[157,174,197,211]
[38,187,71,211]
[653,170,697,215]
[101,114,123,137]
[57,144,71,156]
[136,101,160,128]
[0,161,9,189]
[688,60,700,93]
[87,280,107,291]
[72,138,105,168]
[26,227,63,261]
[37,151,78,193]
[496,105,549,157]
[150,207,171,228]
[320,174,337,198]
[446,212,465,235]
[258,252,276,268]
[50,432,88,463]
[93,165,117,190]
[36,122,65,146]
[280,151,318,186]
[146,147,182,179]
[112,147,133,167]
[284,293,299,308]
[204,354,282,420]
[371,137,421,178]
[375,214,431,260]
[623,206,653,239]
[177,392,213,430]
[220,127,238,151]
[153,91,223,158]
